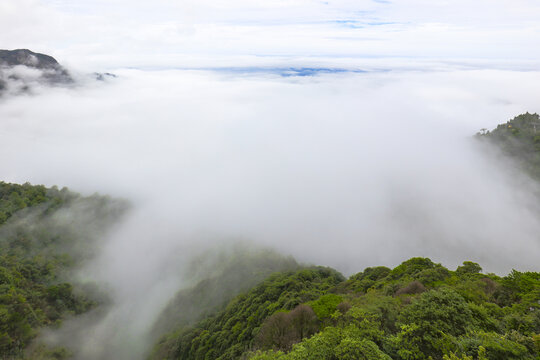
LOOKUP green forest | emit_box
[0,114,539,360]
[477,112,540,181]
[150,258,539,360]
[0,182,127,359]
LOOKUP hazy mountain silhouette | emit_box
[0,49,72,95]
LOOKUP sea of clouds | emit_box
[1,67,539,358]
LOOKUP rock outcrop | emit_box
[0,49,73,95]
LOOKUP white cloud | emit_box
[1,0,539,69]
[1,69,539,273]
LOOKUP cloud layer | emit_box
[1,69,539,272]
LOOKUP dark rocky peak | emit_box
[0,49,74,96]
[0,49,62,70]
[0,49,117,98]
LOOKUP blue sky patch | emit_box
[202,67,367,77]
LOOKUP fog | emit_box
[1,68,540,358]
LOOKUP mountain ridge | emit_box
[0,49,73,96]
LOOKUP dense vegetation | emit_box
[0,182,126,359]
[150,257,539,360]
[151,247,300,346]
[477,112,540,180]
[151,267,345,360]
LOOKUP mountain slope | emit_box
[0,182,127,359]
[151,256,538,360]
[151,248,299,343]
[477,112,540,181]
[150,267,345,360]
[0,49,72,96]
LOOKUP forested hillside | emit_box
[150,267,345,360]
[151,248,300,348]
[151,258,539,360]
[0,182,127,359]
[477,112,540,180]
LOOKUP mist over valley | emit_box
[1,1,540,359]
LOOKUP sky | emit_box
[2,1,540,359]
[1,0,540,70]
